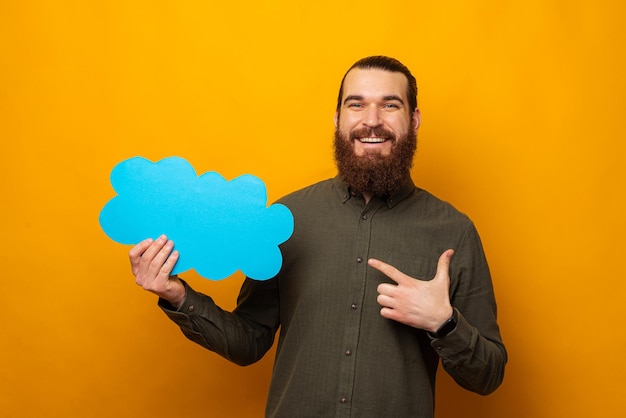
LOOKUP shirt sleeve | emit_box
[159,278,280,366]
[430,223,507,395]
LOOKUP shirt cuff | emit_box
[158,279,207,322]
[429,308,473,355]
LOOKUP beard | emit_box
[333,123,417,197]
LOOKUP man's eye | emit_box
[348,103,363,108]
[383,103,399,109]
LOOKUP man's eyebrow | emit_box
[343,95,363,104]
[343,94,405,105]
[383,95,405,104]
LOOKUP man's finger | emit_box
[129,238,154,267]
[433,249,455,282]
[129,237,153,257]
[148,238,175,274]
[370,249,454,285]
[161,250,180,277]
[368,258,410,285]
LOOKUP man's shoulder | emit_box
[412,188,474,225]
[278,178,337,203]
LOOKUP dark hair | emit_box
[335,56,418,115]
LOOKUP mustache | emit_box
[349,126,396,142]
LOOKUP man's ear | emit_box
[412,109,421,132]
[334,111,339,128]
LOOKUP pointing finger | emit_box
[368,258,410,285]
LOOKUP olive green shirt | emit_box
[161,176,506,417]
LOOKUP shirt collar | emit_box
[332,175,416,208]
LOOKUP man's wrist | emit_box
[164,277,187,310]
[430,308,458,338]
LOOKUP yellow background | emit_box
[2,1,625,417]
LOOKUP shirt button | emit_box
[340,397,348,404]
[356,257,363,263]
[188,305,195,313]
[351,303,357,310]
[361,214,368,220]
[345,350,352,356]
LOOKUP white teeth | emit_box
[359,137,387,143]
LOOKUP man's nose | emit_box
[363,105,382,127]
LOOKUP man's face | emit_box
[333,68,421,196]
[335,68,420,158]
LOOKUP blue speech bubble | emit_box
[99,156,294,280]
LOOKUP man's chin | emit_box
[358,150,391,159]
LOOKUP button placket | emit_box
[335,202,380,416]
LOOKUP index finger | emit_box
[368,258,410,285]
[129,238,154,263]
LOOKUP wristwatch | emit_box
[433,310,457,338]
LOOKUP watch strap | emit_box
[433,310,458,338]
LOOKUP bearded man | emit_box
[130,56,507,418]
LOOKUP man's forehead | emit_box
[342,68,409,100]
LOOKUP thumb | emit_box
[433,249,454,282]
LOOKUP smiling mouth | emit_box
[351,127,395,144]
[358,137,390,144]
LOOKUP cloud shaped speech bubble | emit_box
[99,156,294,281]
